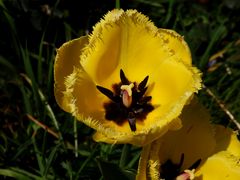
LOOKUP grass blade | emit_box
[200,24,227,70]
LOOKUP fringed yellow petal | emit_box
[80,9,197,87]
[195,151,240,180]
[156,98,216,170]
[148,140,162,180]
[54,36,88,112]
[92,132,118,144]
[80,9,127,88]
[93,117,182,146]
[134,58,201,141]
[158,29,192,65]
[149,58,201,105]
[168,117,182,130]
[136,144,152,180]
[63,68,104,120]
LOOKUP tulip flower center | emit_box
[96,69,154,131]
[160,154,201,180]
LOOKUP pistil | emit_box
[176,169,195,180]
[121,83,134,108]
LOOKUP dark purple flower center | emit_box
[160,153,201,180]
[96,69,154,131]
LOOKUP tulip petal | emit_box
[214,125,240,157]
[136,144,151,180]
[54,37,106,126]
[63,68,104,121]
[156,98,216,170]
[54,36,88,112]
[158,28,192,65]
[93,117,182,146]
[136,98,216,179]
[195,151,240,180]
[137,97,240,179]
[80,9,127,88]
[80,9,197,88]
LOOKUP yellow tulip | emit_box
[136,98,240,179]
[54,9,201,146]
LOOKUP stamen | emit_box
[136,87,148,99]
[138,96,152,104]
[138,75,149,91]
[120,69,129,85]
[96,85,119,102]
[188,159,201,170]
[178,153,185,168]
[128,112,136,131]
[121,83,134,108]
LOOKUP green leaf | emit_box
[200,24,227,70]
[0,169,31,180]
[96,158,136,180]
[0,168,43,180]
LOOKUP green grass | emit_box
[0,0,240,179]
